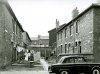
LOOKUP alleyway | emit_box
[0,59,50,74]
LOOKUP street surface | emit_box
[0,59,50,74]
[0,71,49,74]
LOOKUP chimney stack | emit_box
[56,19,60,29]
[72,7,79,19]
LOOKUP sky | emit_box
[8,0,97,37]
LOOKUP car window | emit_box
[58,57,64,63]
[70,58,75,63]
[58,56,87,64]
[74,57,85,63]
[63,58,70,63]
[63,57,74,63]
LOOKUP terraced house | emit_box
[57,4,100,62]
[0,1,24,68]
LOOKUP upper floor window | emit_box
[70,25,73,36]
[12,19,15,33]
[60,31,63,40]
[76,21,78,33]
[65,28,67,38]
[15,24,17,35]
[58,33,59,40]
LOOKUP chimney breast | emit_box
[72,7,79,19]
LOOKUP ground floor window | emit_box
[65,44,67,53]
[61,45,62,53]
[78,41,81,53]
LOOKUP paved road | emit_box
[4,64,44,71]
[0,71,49,74]
[0,59,50,74]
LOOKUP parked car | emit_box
[48,55,100,74]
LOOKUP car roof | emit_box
[61,55,84,59]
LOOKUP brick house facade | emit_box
[0,1,24,68]
[57,4,100,62]
[48,28,57,55]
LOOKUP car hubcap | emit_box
[61,71,68,74]
[93,69,100,74]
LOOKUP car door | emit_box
[73,57,89,73]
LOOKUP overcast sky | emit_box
[8,0,97,37]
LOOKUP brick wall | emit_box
[57,8,94,56]
[0,3,13,68]
[0,2,24,68]
[48,28,57,47]
[0,2,5,67]
[93,7,100,62]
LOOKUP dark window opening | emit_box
[65,44,67,53]
[78,41,81,53]
[65,28,67,37]
[75,42,77,46]
[70,26,72,35]
[76,21,78,33]
[61,45,62,53]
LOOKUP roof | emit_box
[57,4,100,33]
[48,28,56,33]
[5,1,24,32]
[61,55,84,59]
[31,37,38,40]
[40,36,49,39]
[24,31,31,42]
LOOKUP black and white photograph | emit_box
[1,0,100,74]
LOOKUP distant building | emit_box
[22,31,31,49]
[56,4,100,62]
[48,28,57,47]
[31,35,49,47]
[31,35,51,58]
[48,28,57,55]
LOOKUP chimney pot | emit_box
[72,7,79,19]
[56,19,60,29]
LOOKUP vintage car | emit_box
[48,55,100,74]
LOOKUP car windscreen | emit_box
[57,57,64,63]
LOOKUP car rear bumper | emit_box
[49,72,56,74]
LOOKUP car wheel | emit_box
[60,71,69,74]
[92,68,100,74]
